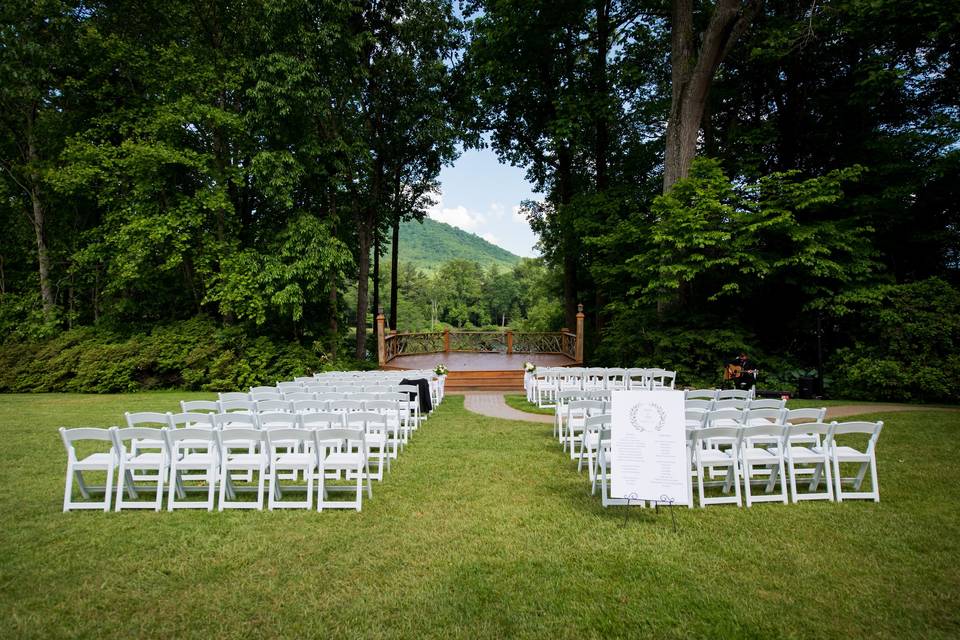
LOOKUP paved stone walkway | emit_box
[462,391,554,423]
[461,392,957,423]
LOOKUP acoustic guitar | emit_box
[723,364,742,381]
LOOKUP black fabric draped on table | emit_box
[400,378,433,414]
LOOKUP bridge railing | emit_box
[376,305,585,366]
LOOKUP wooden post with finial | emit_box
[376,308,386,367]
[575,303,585,363]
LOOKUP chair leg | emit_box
[218,466,229,511]
[355,464,363,512]
[167,465,177,511]
[103,461,115,512]
[63,464,74,512]
[832,455,843,503]
[853,461,869,491]
[870,457,880,502]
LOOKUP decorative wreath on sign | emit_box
[629,402,667,432]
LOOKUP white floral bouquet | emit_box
[524,361,537,373]
[434,364,449,376]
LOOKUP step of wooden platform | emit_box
[444,370,524,391]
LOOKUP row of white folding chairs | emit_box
[554,395,793,456]
[529,368,677,407]
[686,397,782,413]
[196,395,421,430]
[685,388,757,401]
[61,422,381,513]
[583,418,882,508]
[687,406,824,430]
[140,403,415,450]
[239,385,419,400]
[304,371,445,405]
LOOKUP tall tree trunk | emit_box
[663,0,763,193]
[355,219,371,360]
[25,116,54,321]
[30,186,54,320]
[372,231,381,348]
[557,144,577,330]
[389,214,400,330]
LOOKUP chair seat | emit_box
[126,452,164,465]
[227,454,266,466]
[742,448,777,462]
[323,452,364,467]
[834,446,871,462]
[746,418,777,427]
[178,453,216,466]
[134,438,164,448]
[274,453,316,467]
[699,450,735,464]
[74,452,114,469]
[777,446,824,462]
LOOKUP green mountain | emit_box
[391,217,521,272]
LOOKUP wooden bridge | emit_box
[376,305,585,391]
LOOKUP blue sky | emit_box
[427,147,542,258]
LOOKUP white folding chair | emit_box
[283,391,315,402]
[779,422,834,502]
[314,428,372,511]
[112,427,168,511]
[256,399,293,413]
[577,409,609,480]
[738,424,788,507]
[250,386,279,395]
[124,412,169,482]
[60,427,116,512]
[717,389,752,401]
[365,400,404,456]
[649,368,676,389]
[685,389,719,401]
[219,399,257,414]
[693,427,743,507]
[715,398,749,410]
[219,392,251,402]
[265,428,317,510]
[216,428,267,510]
[165,428,218,511]
[825,421,883,502]
[748,398,786,410]
[625,368,649,390]
[180,400,219,414]
[343,411,390,480]
[568,399,603,461]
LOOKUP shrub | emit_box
[829,278,960,403]
[0,316,352,393]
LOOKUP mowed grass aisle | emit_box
[1,393,959,639]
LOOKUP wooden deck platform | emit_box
[384,352,574,372]
[384,352,576,391]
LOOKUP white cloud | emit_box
[489,202,506,219]
[427,195,484,231]
[481,232,500,245]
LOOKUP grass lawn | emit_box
[2,393,959,638]
[503,393,555,415]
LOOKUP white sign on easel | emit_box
[610,390,688,506]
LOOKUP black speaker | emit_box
[798,376,815,399]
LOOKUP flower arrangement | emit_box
[524,361,536,373]
[434,364,449,376]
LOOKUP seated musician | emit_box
[724,352,758,390]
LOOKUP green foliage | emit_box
[0,316,338,393]
[830,278,960,402]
